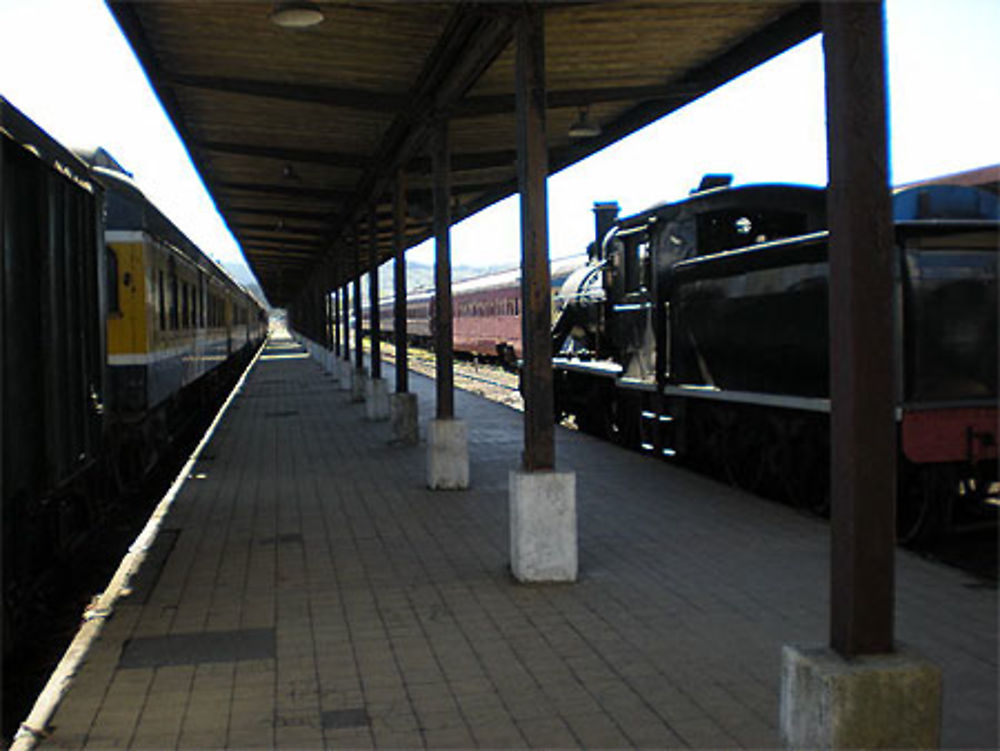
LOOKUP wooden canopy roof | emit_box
[108,1,819,307]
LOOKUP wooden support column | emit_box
[781,10,940,734]
[323,286,330,349]
[432,118,454,420]
[341,274,350,362]
[315,284,324,346]
[325,270,334,350]
[824,0,895,658]
[307,286,316,341]
[333,267,341,358]
[516,3,555,471]
[508,5,575,583]
[353,232,363,371]
[393,169,409,394]
[368,206,381,379]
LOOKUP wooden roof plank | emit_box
[107,1,820,306]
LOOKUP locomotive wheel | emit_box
[722,411,767,493]
[683,404,717,473]
[897,463,948,545]
[110,424,157,493]
[693,405,732,478]
[772,418,830,514]
[576,399,612,439]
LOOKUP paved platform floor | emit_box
[42,334,996,749]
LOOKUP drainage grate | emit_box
[322,709,369,730]
[119,628,275,669]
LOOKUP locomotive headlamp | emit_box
[270,1,324,29]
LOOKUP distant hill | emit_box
[394,260,509,297]
[223,258,514,311]
[222,261,269,307]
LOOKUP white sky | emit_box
[1,0,997,286]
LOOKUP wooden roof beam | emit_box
[238,233,322,249]
[326,5,516,276]
[245,249,316,260]
[202,138,512,175]
[200,140,369,169]
[455,83,703,118]
[224,205,337,223]
[168,69,700,120]
[219,182,353,201]
[448,3,822,233]
[165,71,407,112]
[231,221,327,237]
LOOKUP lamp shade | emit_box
[270,1,324,29]
[568,107,601,139]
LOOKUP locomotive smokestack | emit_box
[592,201,619,261]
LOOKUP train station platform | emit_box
[37,333,996,749]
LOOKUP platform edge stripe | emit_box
[9,338,268,751]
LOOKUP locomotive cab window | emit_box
[637,240,651,292]
[695,209,807,255]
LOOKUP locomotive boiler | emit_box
[552,177,998,543]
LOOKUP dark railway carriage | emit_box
[553,179,998,542]
[1,98,107,646]
[1,98,267,660]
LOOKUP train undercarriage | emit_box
[556,368,997,545]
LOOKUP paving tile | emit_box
[468,719,528,749]
[321,727,375,749]
[35,337,998,750]
[560,711,631,750]
[423,726,478,748]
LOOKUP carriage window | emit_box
[169,265,179,330]
[106,246,120,314]
[158,271,166,331]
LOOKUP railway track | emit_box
[376,340,525,411]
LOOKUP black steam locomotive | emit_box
[552,177,998,543]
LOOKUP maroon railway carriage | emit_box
[367,259,579,362]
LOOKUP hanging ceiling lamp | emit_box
[568,106,601,139]
[270,1,325,29]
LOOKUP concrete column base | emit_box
[427,419,469,490]
[389,393,419,445]
[509,470,577,583]
[350,367,368,402]
[336,360,351,391]
[780,644,941,750]
[365,378,390,421]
